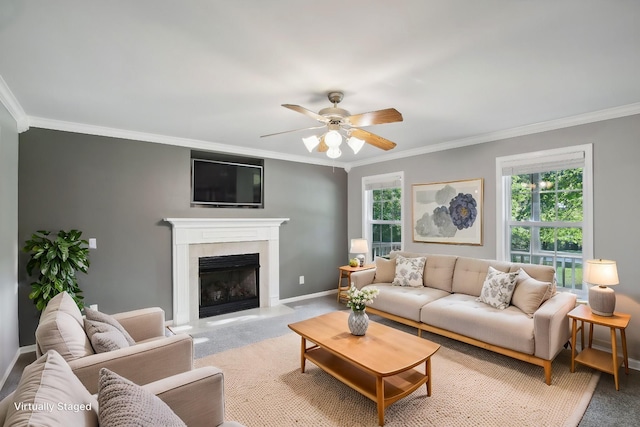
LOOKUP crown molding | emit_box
[0,75,29,132]
[22,101,640,171]
[344,102,640,170]
[27,116,349,169]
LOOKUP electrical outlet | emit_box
[299,275,305,285]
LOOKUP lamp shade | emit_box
[347,136,365,154]
[349,238,369,254]
[302,135,320,152]
[584,259,619,286]
[324,130,342,148]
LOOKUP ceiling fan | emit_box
[261,91,403,159]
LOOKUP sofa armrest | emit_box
[533,292,577,360]
[112,307,165,342]
[143,367,234,427]
[350,269,377,289]
[69,333,193,394]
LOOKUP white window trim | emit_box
[362,171,404,262]
[495,144,593,294]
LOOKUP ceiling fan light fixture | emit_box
[326,147,342,159]
[324,130,342,148]
[347,136,365,154]
[302,135,320,152]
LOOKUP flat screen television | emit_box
[191,158,264,208]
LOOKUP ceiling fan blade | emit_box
[260,125,326,138]
[350,128,397,151]
[317,135,328,152]
[282,104,329,123]
[347,108,403,127]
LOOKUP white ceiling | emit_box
[1,1,639,168]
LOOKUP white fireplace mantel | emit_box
[165,217,289,325]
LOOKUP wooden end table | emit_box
[337,264,375,302]
[568,304,630,390]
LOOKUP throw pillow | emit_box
[372,257,396,283]
[3,350,98,427]
[98,368,186,427]
[85,307,136,345]
[84,319,131,353]
[476,266,519,309]
[392,255,426,287]
[511,268,554,317]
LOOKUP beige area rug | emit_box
[195,333,599,427]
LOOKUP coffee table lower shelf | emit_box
[304,345,429,423]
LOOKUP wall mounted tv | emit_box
[191,158,264,208]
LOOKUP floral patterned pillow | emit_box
[476,266,519,309]
[392,255,426,287]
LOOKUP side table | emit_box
[337,264,375,302]
[568,304,630,390]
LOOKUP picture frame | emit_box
[412,178,483,245]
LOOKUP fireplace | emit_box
[165,217,289,325]
[199,253,260,317]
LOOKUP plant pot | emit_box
[348,309,369,336]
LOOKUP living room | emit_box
[1,2,640,425]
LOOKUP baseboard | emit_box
[279,289,337,304]
[0,349,21,391]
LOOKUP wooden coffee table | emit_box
[288,311,440,426]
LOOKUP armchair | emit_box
[34,292,193,394]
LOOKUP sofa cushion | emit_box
[372,257,396,283]
[423,255,458,292]
[98,368,186,427]
[3,350,98,427]
[85,307,136,345]
[36,311,95,362]
[421,293,535,354]
[511,268,555,317]
[477,266,519,309]
[364,284,449,322]
[451,257,512,297]
[84,318,132,353]
[392,255,426,287]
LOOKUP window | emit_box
[362,172,403,259]
[496,145,593,296]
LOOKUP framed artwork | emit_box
[412,178,483,245]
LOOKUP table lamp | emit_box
[585,259,619,317]
[349,239,369,267]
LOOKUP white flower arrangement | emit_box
[346,284,379,312]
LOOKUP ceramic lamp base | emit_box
[588,285,616,317]
[356,254,365,267]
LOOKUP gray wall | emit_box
[18,128,347,345]
[348,114,640,361]
[0,104,19,384]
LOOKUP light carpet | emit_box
[195,332,599,427]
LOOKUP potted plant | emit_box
[23,229,90,311]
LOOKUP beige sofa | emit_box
[351,251,578,385]
[34,292,194,393]
[0,350,244,427]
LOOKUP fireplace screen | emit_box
[199,253,259,318]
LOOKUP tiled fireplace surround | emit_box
[165,218,289,325]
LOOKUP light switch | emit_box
[89,238,97,249]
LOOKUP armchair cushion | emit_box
[84,318,131,353]
[35,292,94,360]
[85,306,136,345]
[98,368,186,427]
[2,350,98,427]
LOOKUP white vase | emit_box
[348,309,369,336]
